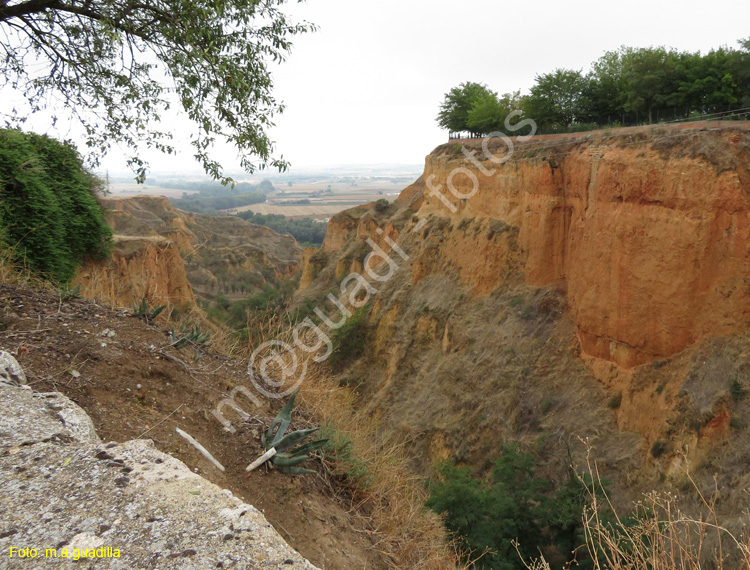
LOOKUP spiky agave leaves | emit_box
[262,390,328,474]
[132,297,166,321]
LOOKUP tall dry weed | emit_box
[521,444,750,570]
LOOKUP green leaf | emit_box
[286,439,328,456]
[273,427,320,454]
[263,390,298,449]
[277,466,316,475]
[149,305,166,320]
[272,453,310,467]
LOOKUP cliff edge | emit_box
[0,354,317,570]
[301,124,750,369]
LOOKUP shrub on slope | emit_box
[0,129,111,283]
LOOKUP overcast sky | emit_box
[15,0,750,175]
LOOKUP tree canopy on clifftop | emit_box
[0,0,314,183]
[440,39,750,135]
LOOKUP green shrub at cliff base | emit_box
[0,129,112,284]
[427,445,590,570]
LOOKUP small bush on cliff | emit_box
[373,198,390,214]
[0,129,112,283]
[328,305,370,369]
[427,445,589,570]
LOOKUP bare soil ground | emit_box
[0,283,388,570]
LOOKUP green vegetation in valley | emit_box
[0,129,112,283]
[170,191,267,214]
[235,211,328,245]
[155,178,275,196]
[203,282,292,329]
[198,281,320,346]
[438,38,750,135]
[165,177,273,214]
[427,445,589,570]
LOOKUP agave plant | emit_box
[169,323,211,349]
[168,323,211,361]
[261,390,327,474]
[132,298,166,322]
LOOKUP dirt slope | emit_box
[0,283,387,570]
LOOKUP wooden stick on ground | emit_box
[246,447,276,475]
[175,427,225,472]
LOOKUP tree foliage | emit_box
[436,82,497,134]
[427,445,588,570]
[467,91,522,135]
[170,191,266,214]
[0,129,112,283]
[438,39,750,134]
[234,211,327,245]
[0,0,314,183]
[523,69,589,129]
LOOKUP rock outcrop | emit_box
[0,372,317,569]
[293,124,750,482]
[75,237,195,310]
[74,195,302,310]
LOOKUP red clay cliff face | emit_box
[304,127,750,369]
[419,128,750,367]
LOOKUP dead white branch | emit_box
[246,447,276,473]
[175,427,225,472]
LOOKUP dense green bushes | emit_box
[0,129,111,283]
[235,211,327,245]
[328,306,370,369]
[427,445,587,569]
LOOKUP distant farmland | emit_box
[232,202,365,218]
[108,171,418,219]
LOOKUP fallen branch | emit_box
[2,328,52,337]
[175,427,225,472]
[245,447,276,475]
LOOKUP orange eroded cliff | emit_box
[75,237,195,308]
[302,126,750,369]
[74,195,302,310]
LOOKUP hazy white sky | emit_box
[267,0,750,169]
[13,0,750,174]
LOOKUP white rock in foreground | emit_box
[0,377,319,569]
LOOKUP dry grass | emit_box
[71,256,185,320]
[249,333,464,569]
[0,242,54,291]
[522,444,750,570]
[70,260,128,308]
[298,362,465,569]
